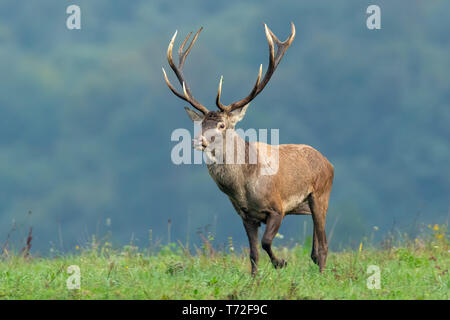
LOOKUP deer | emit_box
[162,23,334,275]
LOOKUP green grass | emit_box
[0,235,448,300]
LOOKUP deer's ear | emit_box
[229,103,250,124]
[184,107,204,122]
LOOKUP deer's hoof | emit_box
[311,253,319,265]
[273,258,287,269]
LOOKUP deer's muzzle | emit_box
[192,135,208,151]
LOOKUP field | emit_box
[0,226,448,300]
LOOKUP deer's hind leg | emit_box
[311,225,320,266]
[308,193,330,272]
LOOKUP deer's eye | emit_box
[218,123,225,130]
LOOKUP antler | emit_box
[162,28,210,114]
[216,22,296,112]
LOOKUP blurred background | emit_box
[0,0,449,253]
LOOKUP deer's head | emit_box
[162,23,295,151]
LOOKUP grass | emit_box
[0,229,448,300]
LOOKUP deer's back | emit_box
[278,143,333,193]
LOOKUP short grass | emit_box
[0,234,448,300]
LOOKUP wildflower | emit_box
[436,234,444,240]
[75,245,80,250]
[275,233,284,239]
[373,226,379,231]
[227,237,234,252]
[433,224,439,231]
[359,242,363,252]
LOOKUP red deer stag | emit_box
[162,23,334,274]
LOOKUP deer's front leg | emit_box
[242,219,259,275]
[261,210,286,269]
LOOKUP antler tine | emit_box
[217,64,263,112]
[162,67,188,101]
[179,27,203,68]
[216,76,227,111]
[225,22,295,112]
[166,30,178,70]
[267,22,296,68]
[267,22,296,47]
[163,28,209,114]
[178,31,192,63]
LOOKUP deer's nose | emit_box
[193,135,208,149]
[199,136,208,148]
[201,137,208,148]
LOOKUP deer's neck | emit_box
[206,131,258,197]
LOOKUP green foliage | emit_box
[395,248,429,268]
[0,238,448,299]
